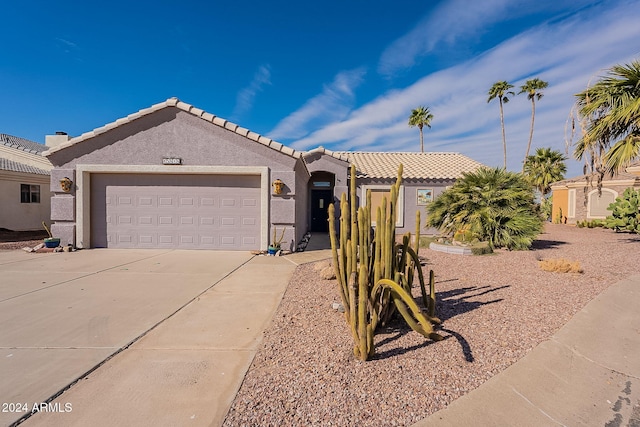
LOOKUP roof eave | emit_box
[43,98,301,160]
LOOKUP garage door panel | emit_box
[91,173,261,250]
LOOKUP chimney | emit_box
[45,131,71,148]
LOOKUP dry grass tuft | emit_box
[538,258,584,273]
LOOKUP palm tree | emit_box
[574,59,640,173]
[523,147,567,212]
[519,78,549,170]
[488,81,515,169]
[426,167,543,250]
[408,106,434,153]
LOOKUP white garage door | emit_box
[90,174,261,250]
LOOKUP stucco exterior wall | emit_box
[552,180,640,224]
[551,188,568,224]
[46,108,306,249]
[573,184,637,221]
[293,162,309,245]
[304,152,349,230]
[0,171,51,231]
[357,177,455,235]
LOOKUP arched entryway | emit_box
[309,171,335,232]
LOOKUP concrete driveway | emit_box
[0,249,279,426]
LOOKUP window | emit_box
[567,189,576,218]
[587,189,616,218]
[361,185,404,227]
[20,184,41,203]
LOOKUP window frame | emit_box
[567,189,576,218]
[360,184,404,227]
[20,184,41,204]
[586,188,617,219]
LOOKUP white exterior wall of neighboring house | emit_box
[0,170,51,230]
[0,135,53,231]
[0,145,52,171]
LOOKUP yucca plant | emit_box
[329,164,442,361]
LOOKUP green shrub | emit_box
[604,187,640,233]
[470,241,493,255]
[426,167,544,250]
[577,219,605,228]
[540,196,553,221]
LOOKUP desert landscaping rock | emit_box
[223,224,640,427]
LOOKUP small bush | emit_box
[419,235,439,247]
[538,258,583,273]
[576,219,605,228]
[470,241,493,255]
[604,187,640,233]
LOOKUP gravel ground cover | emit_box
[0,229,48,250]
[224,224,640,427]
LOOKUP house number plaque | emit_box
[162,157,182,165]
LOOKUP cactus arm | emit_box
[373,278,443,341]
[357,264,368,360]
[329,202,349,315]
[429,269,437,319]
[347,271,358,348]
[414,210,421,253]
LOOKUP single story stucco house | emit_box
[0,134,53,231]
[43,98,484,250]
[551,162,640,224]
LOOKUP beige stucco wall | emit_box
[552,178,639,224]
[0,146,52,171]
[0,171,51,230]
[551,188,568,223]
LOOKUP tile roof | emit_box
[43,98,302,159]
[0,134,47,155]
[0,158,50,175]
[551,171,640,187]
[335,152,485,180]
[302,146,349,162]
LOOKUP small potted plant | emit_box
[42,221,61,248]
[267,227,286,255]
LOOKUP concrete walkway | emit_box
[2,243,332,427]
[414,274,640,427]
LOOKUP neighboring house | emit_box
[0,133,53,231]
[551,161,640,224]
[43,98,485,250]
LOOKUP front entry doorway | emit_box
[310,189,332,232]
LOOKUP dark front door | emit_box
[310,190,332,232]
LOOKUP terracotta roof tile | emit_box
[335,152,485,179]
[43,98,302,159]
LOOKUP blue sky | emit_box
[2,0,639,177]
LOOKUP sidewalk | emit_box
[414,274,640,427]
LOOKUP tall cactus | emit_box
[328,163,442,361]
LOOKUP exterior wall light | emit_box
[272,179,284,195]
[60,177,73,193]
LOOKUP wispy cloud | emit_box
[232,64,272,120]
[289,0,640,176]
[377,0,599,77]
[268,67,367,140]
